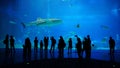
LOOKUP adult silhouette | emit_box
[10,35,15,53]
[34,37,38,52]
[44,37,49,59]
[3,34,9,54]
[75,35,82,58]
[40,40,43,50]
[58,36,66,58]
[109,37,115,55]
[40,40,43,59]
[86,35,91,59]
[25,37,31,61]
[68,38,72,54]
[49,36,56,58]
[50,36,56,53]
[44,37,49,50]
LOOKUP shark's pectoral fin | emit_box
[21,22,26,28]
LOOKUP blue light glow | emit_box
[0,0,120,49]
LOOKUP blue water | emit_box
[0,0,120,49]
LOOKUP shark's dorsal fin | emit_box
[21,22,26,28]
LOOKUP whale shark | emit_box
[21,18,62,28]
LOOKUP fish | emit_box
[100,25,109,30]
[9,21,16,24]
[69,31,76,35]
[21,18,62,28]
[18,40,22,43]
[76,24,80,28]
[101,37,108,43]
[69,3,73,8]
[21,22,26,28]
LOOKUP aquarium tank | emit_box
[0,0,120,50]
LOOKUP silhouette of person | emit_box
[44,37,49,59]
[34,37,38,52]
[44,37,49,50]
[44,37,46,50]
[25,37,31,61]
[58,36,66,58]
[86,35,91,59]
[50,36,56,53]
[82,37,88,58]
[3,34,9,54]
[68,38,72,54]
[10,35,15,53]
[49,36,56,58]
[40,40,43,50]
[109,37,115,55]
[40,40,43,59]
[75,35,82,58]
[46,37,49,49]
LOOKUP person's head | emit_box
[60,36,62,38]
[10,35,13,38]
[75,35,78,37]
[35,37,37,39]
[84,37,87,40]
[78,38,81,41]
[87,35,90,38]
[110,36,112,39]
[60,36,64,40]
[40,40,42,42]
[51,36,53,39]
[27,37,30,40]
[6,34,9,39]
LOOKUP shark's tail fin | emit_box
[21,22,26,28]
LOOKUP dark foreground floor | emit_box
[1,58,120,68]
[0,48,120,68]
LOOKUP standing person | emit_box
[40,40,43,50]
[68,38,72,54]
[25,37,31,59]
[58,36,66,58]
[109,37,115,55]
[10,35,15,53]
[50,36,56,53]
[3,34,9,54]
[44,37,49,50]
[43,37,49,59]
[75,35,82,58]
[34,37,38,52]
[46,37,49,50]
[44,37,46,50]
[40,40,44,59]
[86,35,91,59]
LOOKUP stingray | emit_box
[100,25,109,30]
